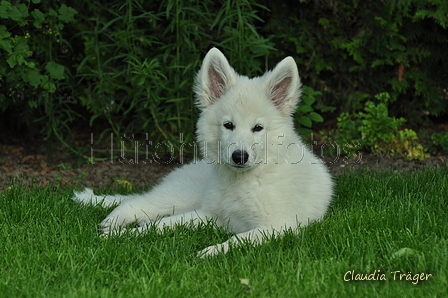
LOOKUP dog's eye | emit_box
[252,124,264,132]
[223,122,234,130]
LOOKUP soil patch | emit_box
[1,141,447,191]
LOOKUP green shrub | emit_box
[0,0,78,147]
[1,0,447,163]
[357,93,407,154]
[78,0,277,163]
[296,85,324,137]
[431,132,448,154]
[333,92,428,160]
[0,0,277,162]
[265,0,448,125]
[390,129,429,160]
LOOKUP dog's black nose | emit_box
[232,150,249,165]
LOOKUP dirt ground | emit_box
[1,140,447,191]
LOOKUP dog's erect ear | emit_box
[194,48,236,108]
[265,57,302,115]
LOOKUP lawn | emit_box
[1,167,447,297]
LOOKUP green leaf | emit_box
[58,4,77,23]
[15,3,29,21]
[25,70,44,87]
[46,61,65,80]
[308,112,324,122]
[318,18,330,29]
[41,79,56,93]
[31,9,45,28]
[298,116,312,127]
[301,95,315,105]
[110,178,134,191]
[297,127,313,137]
[0,2,29,25]
[0,25,12,53]
[0,25,9,38]
[48,8,58,17]
[298,105,313,113]
[0,0,12,18]
[28,100,38,108]
[6,37,33,68]
[0,1,13,19]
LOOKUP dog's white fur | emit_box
[72,48,333,257]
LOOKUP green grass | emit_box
[1,167,447,297]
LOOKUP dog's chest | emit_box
[206,176,274,232]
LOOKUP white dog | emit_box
[73,48,333,257]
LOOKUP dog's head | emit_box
[194,48,302,172]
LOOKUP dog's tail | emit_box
[72,188,125,208]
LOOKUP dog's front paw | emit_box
[137,218,152,227]
[98,203,140,233]
[100,227,127,238]
[98,217,115,234]
[128,225,151,235]
[100,217,152,236]
[99,214,129,234]
[196,242,230,258]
